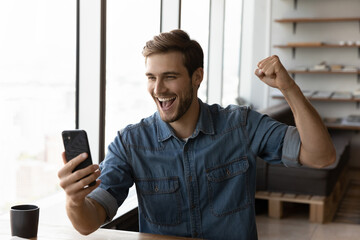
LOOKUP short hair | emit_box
[142,29,204,78]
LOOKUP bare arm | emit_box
[255,55,336,168]
[58,152,107,235]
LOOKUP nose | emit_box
[154,78,165,96]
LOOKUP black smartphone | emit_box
[62,130,96,187]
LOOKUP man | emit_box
[58,30,336,240]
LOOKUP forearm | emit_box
[281,83,336,168]
[66,197,105,235]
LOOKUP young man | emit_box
[58,30,336,240]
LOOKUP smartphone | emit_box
[62,130,96,187]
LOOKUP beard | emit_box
[157,83,194,123]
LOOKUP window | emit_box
[222,0,243,106]
[0,0,76,214]
[105,0,161,147]
[181,0,210,103]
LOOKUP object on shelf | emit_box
[311,91,333,99]
[342,65,358,72]
[286,41,323,46]
[323,117,342,124]
[310,61,330,71]
[346,115,360,123]
[330,64,343,71]
[302,90,315,97]
[353,89,360,99]
[343,115,360,126]
[292,66,308,71]
[331,91,352,99]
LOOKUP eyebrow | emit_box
[145,71,181,76]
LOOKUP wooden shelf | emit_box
[272,96,360,103]
[326,124,360,131]
[275,17,360,23]
[288,70,360,75]
[274,17,360,34]
[274,44,360,58]
[275,44,360,48]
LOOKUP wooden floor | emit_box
[256,168,360,240]
[333,172,360,224]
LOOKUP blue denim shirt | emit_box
[88,99,301,240]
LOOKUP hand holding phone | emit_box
[62,130,96,187]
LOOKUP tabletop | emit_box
[0,219,195,240]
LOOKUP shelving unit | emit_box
[272,5,360,131]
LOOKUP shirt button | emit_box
[193,232,198,237]
[188,176,192,182]
[154,186,159,192]
[191,204,196,209]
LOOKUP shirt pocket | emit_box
[206,157,251,216]
[136,177,182,226]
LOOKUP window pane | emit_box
[0,0,76,213]
[105,0,161,147]
[181,0,210,103]
[222,0,243,106]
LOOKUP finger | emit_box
[272,57,284,74]
[67,164,100,184]
[61,152,67,165]
[254,68,265,79]
[58,153,86,179]
[66,175,101,197]
[257,55,273,68]
[258,55,279,70]
[58,152,70,179]
[260,57,279,78]
[69,179,102,202]
[63,153,88,173]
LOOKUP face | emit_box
[146,51,200,123]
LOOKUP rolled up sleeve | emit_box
[88,187,119,221]
[282,126,302,168]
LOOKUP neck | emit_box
[170,98,200,139]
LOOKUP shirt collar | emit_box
[156,99,215,142]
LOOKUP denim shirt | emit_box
[88,99,301,240]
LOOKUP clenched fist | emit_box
[255,55,295,92]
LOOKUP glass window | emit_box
[105,0,161,147]
[222,0,243,106]
[181,0,210,103]
[0,0,76,214]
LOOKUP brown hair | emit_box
[142,29,204,78]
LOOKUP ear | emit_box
[192,67,204,89]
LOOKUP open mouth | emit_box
[158,97,176,110]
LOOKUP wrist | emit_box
[280,80,297,93]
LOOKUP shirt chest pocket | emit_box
[136,177,182,226]
[206,157,251,216]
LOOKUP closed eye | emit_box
[146,74,156,81]
[165,75,177,80]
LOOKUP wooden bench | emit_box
[255,165,350,223]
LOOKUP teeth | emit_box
[158,97,176,102]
